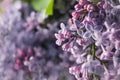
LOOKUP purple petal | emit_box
[74,19,84,28]
[83,32,91,38]
[94,25,103,32]
[85,24,93,31]
[77,29,83,36]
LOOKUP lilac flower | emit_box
[69,66,81,75]
[55,23,72,46]
[62,43,71,51]
[115,41,120,50]
[55,33,65,46]
[55,0,120,80]
[112,29,120,41]
[113,50,120,68]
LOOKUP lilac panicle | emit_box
[55,0,120,80]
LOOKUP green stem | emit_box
[90,73,94,80]
[93,0,100,5]
[92,43,96,60]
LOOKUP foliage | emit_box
[22,0,54,15]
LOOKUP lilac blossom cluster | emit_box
[55,0,120,80]
[0,0,76,80]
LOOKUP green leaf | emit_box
[22,0,54,15]
[22,0,31,2]
[45,0,54,15]
[0,7,4,13]
[31,0,50,12]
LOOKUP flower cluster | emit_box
[55,0,120,80]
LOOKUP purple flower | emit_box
[69,66,81,75]
[55,23,72,46]
[112,29,120,41]
[62,43,70,51]
[74,4,82,10]
[69,66,81,79]
[115,41,120,50]
[55,33,65,46]
[55,0,120,80]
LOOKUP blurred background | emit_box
[0,0,77,80]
